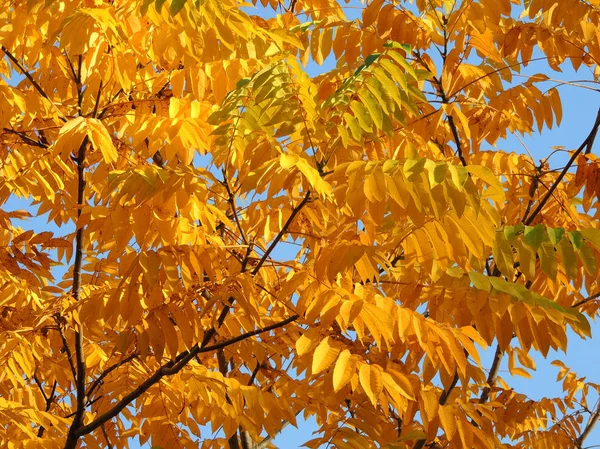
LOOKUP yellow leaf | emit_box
[312,337,340,374]
[87,118,118,163]
[359,363,383,406]
[466,165,505,203]
[296,328,319,356]
[439,405,457,440]
[333,349,357,392]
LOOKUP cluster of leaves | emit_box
[1,0,600,448]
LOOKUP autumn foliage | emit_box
[2,0,600,448]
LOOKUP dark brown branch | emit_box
[55,315,77,381]
[413,51,467,167]
[100,423,114,449]
[222,175,249,246]
[64,129,89,449]
[74,314,299,437]
[521,167,541,224]
[251,191,311,275]
[35,377,58,437]
[412,371,460,449]
[447,114,468,166]
[248,361,262,386]
[573,292,600,309]
[1,46,66,122]
[524,108,600,226]
[86,353,138,399]
[2,128,48,148]
[439,371,459,405]
[92,80,103,119]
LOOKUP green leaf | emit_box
[516,239,536,279]
[523,224,544,250]
[236,77,251,89]
[538,241,557,280]
[504,223,524,242]
[155,0,168,12]
[547,227,565,245]
[493,231,514,278]
[469,271,491,291]
[581,228,600,251]
[380,59,408,91]
[141,0,155,14]
[364,52,382,67]
[349,101,373,132]
[383,41,412,55]
[579,243,597,275]
[403,158,426,181]
[371,67,402,109]
[568,231,584,250]
[557,237,578,280]
[447,164,469,189]
[357,89,383,129]
[424,160,448,186]
[388,50,417,80]
[169,0,187,15]
[364,77,391,115]
[343,112,362,140]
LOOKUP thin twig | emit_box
[101,423,114,449]
[55,316,77,381]
[92,80,103,119]
[577,405,600,448]
[251,191,311,275]
[86,353,138,399]
[573,292,600,308]
[2,128,48,148]
[222,175,249,246]
[34,376,58,437]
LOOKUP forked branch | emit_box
[74,314,299,437]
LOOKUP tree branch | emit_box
[100,423,114,449]
[446,114,468,166]
[524,108,600,226]
[86,353,138,400]
[55,315,77,381]
[2,127,48,148]
[412,371,460,449]
[577,405,600,449]
[479,344,503,404]
[34,376,58,437]
[251,191,311,275]
[91,80,103,119]
[74,314,299,437]
[1,46,66,122]
[222,174,249,246]
[63,125,90,448]
[573,292,600,309]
